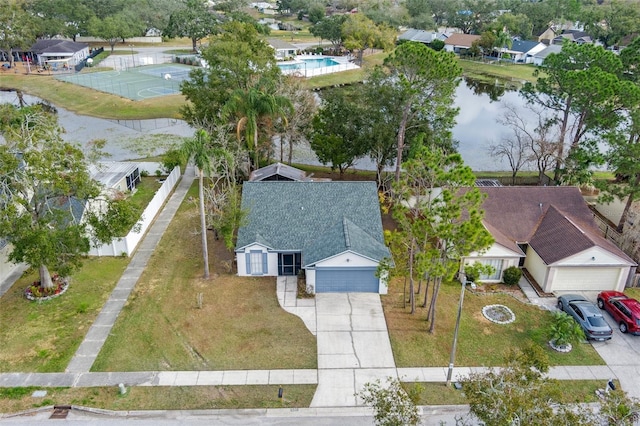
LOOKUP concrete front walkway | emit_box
[65,165,196,373]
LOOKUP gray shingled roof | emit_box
[534,44,562,60]
[30,39,88,54]
[236,182,390,265]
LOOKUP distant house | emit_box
[397,28,449,45]
[235,182,391,293]
[268,38,298,60]
[0,239,23,287]
[505,40,546,63]
[537,22,577,45]
[89,162,141,193]
[552,29,593,45]
[461,187,636,293]
[29,39,89,68]
[531,44,563,66]
[444,33,481,54]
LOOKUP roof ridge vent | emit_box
[342,217,351,249]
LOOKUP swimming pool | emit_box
[278,57,340,71]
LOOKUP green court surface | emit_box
[56,64,196,101]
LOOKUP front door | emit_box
[278,253,301,276]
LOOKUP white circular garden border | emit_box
[482,304,516,324]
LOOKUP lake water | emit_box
[0,80,527,171]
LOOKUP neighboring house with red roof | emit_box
[461,187,636,293]
[443,33,480,54]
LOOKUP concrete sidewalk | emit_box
[65,165,196,373]
[0,365,616,389]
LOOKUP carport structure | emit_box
[235,181,391,293]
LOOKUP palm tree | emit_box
[181,129,213,279]
[223,87,293,170]
[495,28,513,61]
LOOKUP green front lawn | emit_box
[92,183,317,372]
[383,279,605,367]
[0,258,129,372]
[0,385,316,413]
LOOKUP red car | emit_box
[597,291,640,335]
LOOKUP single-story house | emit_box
[235,181,391,293]
[461,186,636,293]
[249,162,312,182]
[444,33,481,54]
[89,162,141,193]
[552,29,593,45]
[29,39,89,68]
[538,22,576,45]
[268,38,298,60]
[397,29,449,45]
[531,44,562,66]
[505,40,546,63]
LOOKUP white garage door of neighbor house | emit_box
[552,267,621,292]
[315,268,379,293]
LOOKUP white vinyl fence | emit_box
[89,166,181,257]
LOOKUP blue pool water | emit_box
[278,57,340,71]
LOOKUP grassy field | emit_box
[382,279,605,368]
[459,59,539,84]
[0,258,129,372]
[0,385,316,413]
[91,183,317,372]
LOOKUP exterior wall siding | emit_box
[524,246,549,291]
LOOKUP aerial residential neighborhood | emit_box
[2,0,640,424]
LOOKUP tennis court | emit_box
[55,64,196,101]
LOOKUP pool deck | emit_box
[279,54,359,77]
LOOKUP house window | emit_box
[250,252,263,275]
[478,259,503,280]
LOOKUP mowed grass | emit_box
[92,183,317,371]
[0,385,316,413]
[459,59,539,83]
[0,74,183,119]
[0,257,129,372]
[383,279,604,367]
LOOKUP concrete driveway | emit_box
[311,293,396,407]
[556,290,640,398]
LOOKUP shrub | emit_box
[358,377,420,426]
[549,311,585,347]
[502,266,522,285]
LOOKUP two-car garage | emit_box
[314,268,380,293]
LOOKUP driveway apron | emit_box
[311,293,397,407]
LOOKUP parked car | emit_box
[557,294,613,341]
[597,291,640,335]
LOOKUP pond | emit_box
[0,91,193,161]
[0,79,530,171]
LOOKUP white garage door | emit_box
[552,267,621,292]
[315,268,379,293]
